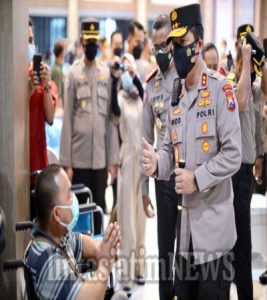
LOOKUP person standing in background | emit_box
[60,17,119,234]
[115,53,146,297]
[202,42,219,71]
[142,14,178,300]
[51,40,65,115]
[28,19,56,218]
[227,25,267,300]
[136,34,156,82]
[110,29,124,60]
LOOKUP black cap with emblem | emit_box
[246,32,265,77]
[166,4,202,44]
[81,17,100,40]
[236,24,254,41]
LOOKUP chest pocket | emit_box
[97,81,109,116]
[76,83,92,114]
[195,118,217,165]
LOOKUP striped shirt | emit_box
[26,225,84,300]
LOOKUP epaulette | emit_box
[227,72,236,84]
[146,68,158,83]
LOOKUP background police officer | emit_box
[142,4,242,299]
[227,25,267,300]
[60,17,119,234]
[142,14,178,300]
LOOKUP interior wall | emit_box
[0,0,29,299]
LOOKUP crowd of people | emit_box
[24,3,267,300]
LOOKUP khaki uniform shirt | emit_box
[142,64,177,195]
[60,58,119,169]
[228,74,263,163]
[156,63,242,265]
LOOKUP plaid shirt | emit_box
[26,225,84,300]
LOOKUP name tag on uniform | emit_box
[197,108,215,119]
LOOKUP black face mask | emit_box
[251,71,256,87]
[113,47,123,57]
[156,51,173,75]
[85,43,98,61]
[173,40,199,79]
[133,44,143,60]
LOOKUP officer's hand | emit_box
[40,63,51,87]
[96,222,121,272]
[142,195,155,218]
[64,167,73,182]
[174,168,197,195]
[142,137,158,176]
[108,164,118,185]
[242,39,252,63]
[254,157,263,178]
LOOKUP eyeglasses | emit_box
[152,42,170,55]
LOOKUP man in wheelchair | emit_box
[26,164,122,300]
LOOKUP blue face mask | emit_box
[28,44,35,62]
[121,71,133,92]
[56,193,79,231]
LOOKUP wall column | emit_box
[67,0,79,46]
[0,0,29,299]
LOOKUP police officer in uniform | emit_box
[142,14,179,300]
[60,17,119,234]
[227,25,267,300]
[142,4,242,299]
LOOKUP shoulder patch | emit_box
[146,68,158,83]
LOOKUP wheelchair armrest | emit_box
[71,184,85,191]
[79,203,97,213]
[3,260,24,271]
[16,221,33,232]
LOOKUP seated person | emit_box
[26,164,122,300]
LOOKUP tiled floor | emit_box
[105,180,267,300]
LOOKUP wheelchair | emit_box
[3,184,115,300]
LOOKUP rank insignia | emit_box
[173,108,181,115]
[81,99,87,111]
[202,122,208,134]
[202,140,210,153]
[227,97,236,111]
[198,99,212,107]
[174,145,180,164]
[156,118,163,130]
[172,130,178,142]
[171,10,177,21]
[201,90,210,99]
[201,73,207,87]
[222,83,232,92]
